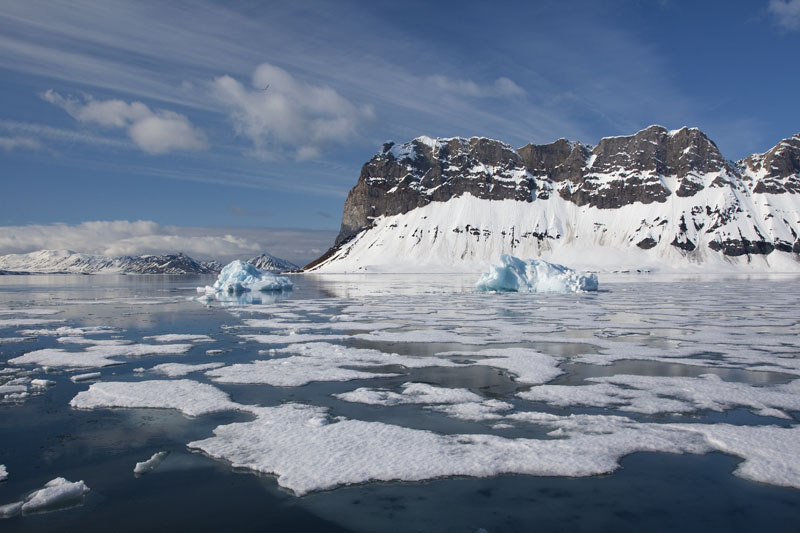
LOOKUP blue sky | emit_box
[1,0,799,263]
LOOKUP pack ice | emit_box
[475,254,598,293]
[199,260,293,295]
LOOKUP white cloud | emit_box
[0,221,336,265]
[426,75,526,98]
[41,90,207,154]
[769,0,800,30]
[211,63,374,160]
[0,136,41,151]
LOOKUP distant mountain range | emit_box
[306,125,800,272]
[0,250,297,275]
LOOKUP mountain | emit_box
[306,126,800,273]
[0,250,222,274]
[246,253,299,272]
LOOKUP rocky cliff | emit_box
[309,126,800,272]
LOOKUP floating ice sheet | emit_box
[151,362,225,377]
[144,334,214,343]
[70,379,244,417]
[134,451,169,476]
[206,342,458,387]
[475,255,598,293]
[519,374,800,418]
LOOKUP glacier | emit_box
[475,254,598,293]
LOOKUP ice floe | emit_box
[0,464,7,482]
[70,379,244,417]
[336,382,484,406]
[150,362,225,377]
[133,451,169,476]
[144,334,214,343]
[475,255,598,293]
[187,403,710,496]
[17,326,117,337]
[0,477,90,518]
[206,342,458,387]
[200,260,293,295]
[10,343,194,369]
[0,318,63,328]
[70,372,101,383]
[519,374,800,418]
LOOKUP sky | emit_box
[1,0,799,264]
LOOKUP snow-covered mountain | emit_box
[246,253,299,272]
[307,126,800,273]
[0,250,221,274]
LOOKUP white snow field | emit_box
[475,254,598,293]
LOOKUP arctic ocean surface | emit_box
[1,273,800,532]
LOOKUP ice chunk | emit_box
[70,372,101,383]
[0,464,7,481]
[475,255,598,293]
[70,379,245,417]
[133,451,169,476]
[20,477,89,514]
[30,379,55,389]
[10,343,193,369]
[144,334,213,343]
[200,260,293,295]
[336,383,484,406]
[0,501,22,518]
[150,362,225,377]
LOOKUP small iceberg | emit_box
[199,260,293,298]
[476,255,598,293]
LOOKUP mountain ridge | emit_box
[308,125,800,272]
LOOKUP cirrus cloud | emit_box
[211,63,374,161]
[41,90,207,154]
[769,0,800,30]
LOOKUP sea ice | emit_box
[336,382,485,406]
[133,451,169,476]
[144,334,214,343]
[70,379,244,417]
[0,318,64,328]
[0,502,22,518]
[10,343,194,369]
[70,372,102,383]
[200,260,293,294]
[475,254,598,293]
[30,379,55,389]
[150,362,225,377]
[206,342,458,387]
[0,464,7,481]
[186,403,709,496]
[19,477,90,514]
[518,374,800,418]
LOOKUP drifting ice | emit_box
[476,255,598,293]
[201,260,293,294]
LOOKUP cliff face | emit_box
[316,126,800,272]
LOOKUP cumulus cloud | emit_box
[211,63,374,160]
[769,0,800,30]
[426,75,526,98]
[0,221,336,265]
[41,90,207,154]
[0,136,41,151]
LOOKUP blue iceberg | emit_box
[476,255,598,293]
[201,260,293,295]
